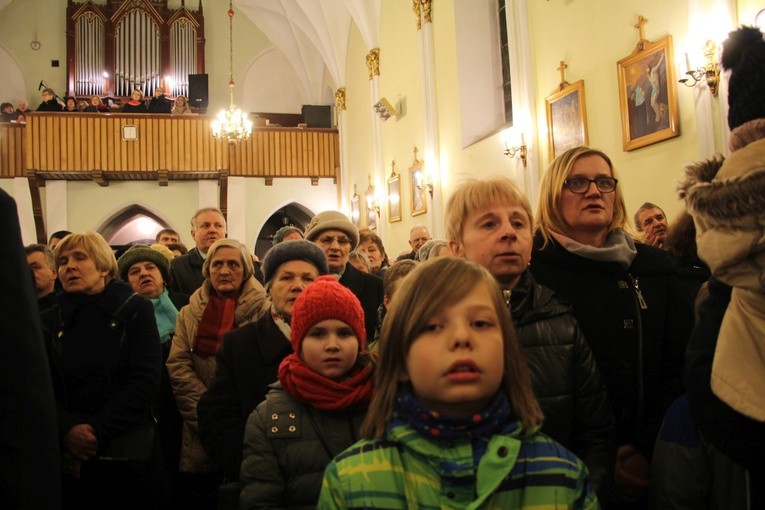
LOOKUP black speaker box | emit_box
[301,105,332,128]
[188,74,209,108]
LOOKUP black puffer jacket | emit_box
[511,270,615,500]
[239,384,365,509]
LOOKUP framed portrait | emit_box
[387,172,401,223]
[350,193,360,228]
[545,80,589,160]
[409,162,427,217]
[366,199,377,230]
[617,35,680,151]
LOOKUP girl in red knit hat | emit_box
[239,275,374,509]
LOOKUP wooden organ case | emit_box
[66,0,205,101]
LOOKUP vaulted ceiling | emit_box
[235,0,381,92]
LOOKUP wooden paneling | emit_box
[21,113,339,182]
[0,123,26,177]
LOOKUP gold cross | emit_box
[413,146,419,163]
[634,15,648,42]
[557,60,568,85]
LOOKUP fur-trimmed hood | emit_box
[679,130,765,230]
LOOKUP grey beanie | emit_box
[117,244,171,284]
[262,239,329,283]
[273,225,303,244]
[303,210,359,250]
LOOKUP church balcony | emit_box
[0,112,340,187]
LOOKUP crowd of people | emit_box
[2,25,764,510]
[0,86,195,124]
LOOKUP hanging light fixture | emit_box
[212,0,253,143]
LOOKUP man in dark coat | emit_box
[303,210,383,339]
[36,88,63,112]
[148,86,172,114]
[0,189,61,509]
[169,207,226,295]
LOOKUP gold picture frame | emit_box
[617,35,680,151]
[545,80,589,161]
[387,161,401,223]
[350,190,360,228]
[409,155,426,217]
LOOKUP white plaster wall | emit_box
[242,47,305,114]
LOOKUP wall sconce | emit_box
[503,134,528,167]
[415,169,434,199]
[365,175,380,216]
[373,98,397,121]
[679,40,720,97]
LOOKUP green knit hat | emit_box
[117,244,171,284]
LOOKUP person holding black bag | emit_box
[41,231,164,509]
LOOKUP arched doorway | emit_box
[98,204,174,248]
[254,202,313,259]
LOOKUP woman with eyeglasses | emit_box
[531,146,694,508]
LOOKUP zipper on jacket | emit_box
[627,272,645,434]
[629,275,648,310]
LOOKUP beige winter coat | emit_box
[166,277,269,473]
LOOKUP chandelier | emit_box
[211,0,253,143]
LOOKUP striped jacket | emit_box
[319,421,599,509]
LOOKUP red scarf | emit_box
[192,294,237,357]
[278,354,374,411]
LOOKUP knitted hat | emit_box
[303,211,359,250]
[262,239,329,283]
[722,26,765,130]
[273,225,303,244]
[117,244,171,283]
[290,275,366,353]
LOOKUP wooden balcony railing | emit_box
[2,113,339,246]
[4,112,339,183]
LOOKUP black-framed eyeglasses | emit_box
[317,235,351,246]
[563,176,618,194]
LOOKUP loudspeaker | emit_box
[301,105,332,128]
[188,74,208,108]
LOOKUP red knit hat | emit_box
[290,275,366,352]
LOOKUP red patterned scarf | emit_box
[278,354,374,411]
[193,294,237,357]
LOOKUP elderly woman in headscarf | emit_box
[198,239,328,484]
[41,232,162,508]
[117,244,189,504]
[166,238,269,507]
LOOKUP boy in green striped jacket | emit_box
[319,258,598,509]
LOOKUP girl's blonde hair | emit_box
[53,231,119,283]
[361,257,542,438]
[535,146,632,247]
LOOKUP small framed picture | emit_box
[122,124,139,141]
[366,201,377,230]
[409,162,426,217]
[545,80,589,160]
[387,167,401,223]
[351,193,360,228]
[617,35,680,151]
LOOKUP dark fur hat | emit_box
[722,26,765,130]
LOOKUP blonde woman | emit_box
[172,95,192,115]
